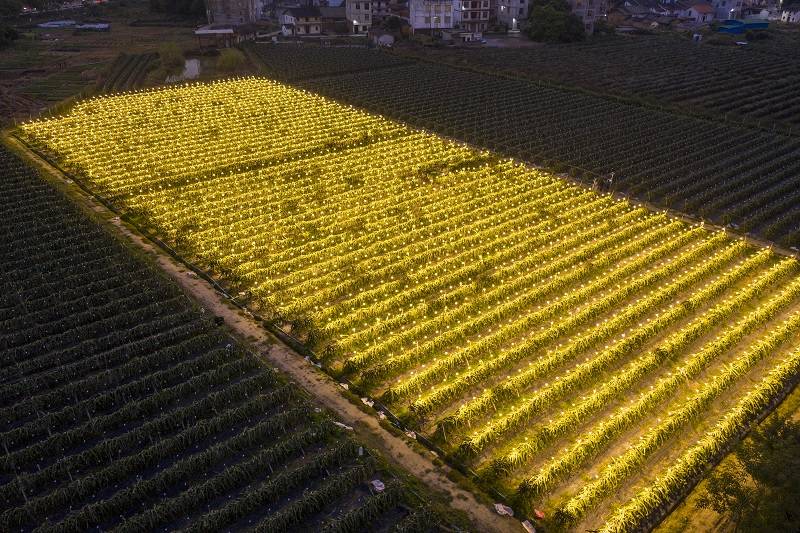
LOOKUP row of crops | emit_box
[97,53,157,94]
[18,66,92,104]
[0,144,441,532]
[397,35,800,130]
[288,60,800,249]
[245,43,413,81]
[19,78,800,531]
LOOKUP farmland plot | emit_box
[299,62,800,249]
[398,35,800,130]
[244,43,412,81]
[0,144,441,532]
[19,78,800,531]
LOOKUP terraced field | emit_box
[17,78,800,531]
[0,144,441,532]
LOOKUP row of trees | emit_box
[301,56,800,248]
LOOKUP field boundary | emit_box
[4,130,523,533]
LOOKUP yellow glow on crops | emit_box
[20,78,800,530]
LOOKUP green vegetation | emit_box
[149,0,206,18]
[19,77,800,532]
[5,26,800,533]
[159,41,185,71]
[696,415,800,532]
[18,66,96,102]
[98,52,158,93]
[245,42,413,81]
[0,0,22,17]
[217,47,246,72]
[395,34,800,130]
[0,143,445,532]
[658,372,800,533]
[528,0,585,43]
[0,23,18,48]
[0,0,198,122]
[290,56,800,249]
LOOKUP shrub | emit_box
[0,23,19,48]
[159,42,185,71]
[217,48,246,72]
[527,0,585,43]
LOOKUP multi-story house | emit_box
[568,0,606,32]
[345,0,372,32]
[206,0,259,24]
[279,6,323,34]
[459,0,491,31]
[409,0,459,31]
[711,0,743,18]
[343,0,392,32]
[496,0,527,29]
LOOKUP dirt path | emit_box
[5,134,521,533]
[136,246,520,533]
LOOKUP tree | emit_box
[384,16,402,31]
[0,0,22,17]
[0,23,19,49]
[159,42,185,71]
[531,0,572,11]
[696,461,760,530]
[527,0,585,43]
[697,417,800,532]
[593,18,613,34]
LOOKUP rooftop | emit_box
[691,2,714,13]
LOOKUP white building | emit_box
[344,0,393,32]
[497,0,527,29]
[279,6,323,34]
[781,6,800,21]
[680,1,714,21]
[409,0,460,31]
[345,0,372,32]
[372,0,392,22]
